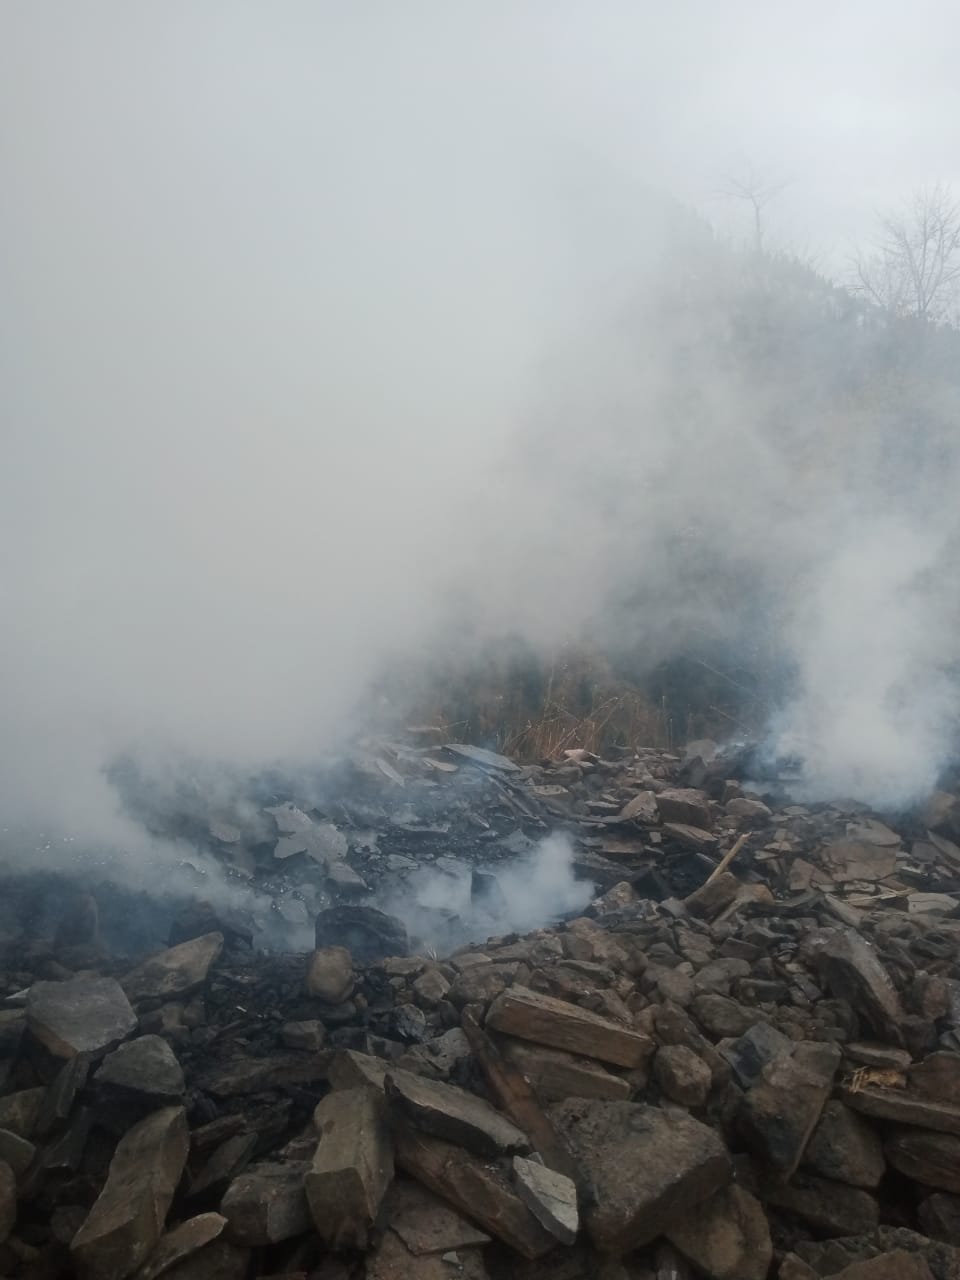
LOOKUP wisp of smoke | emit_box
[381,834,593,955]
[771,517,960,808]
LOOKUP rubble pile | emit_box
[2,739,960,1278]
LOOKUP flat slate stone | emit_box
[393,1124,555,1260]
[487,984,654,1069]
[512,1155,578,1245]
[383,1178,491,1256]
[385,1069,529,1159]
[27,977,137,1060]
[70,1105,189,1280]
[307,1087,394,1251]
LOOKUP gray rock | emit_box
[383,1178,491,1255]
[512,1155,578,1245]
[135,1213,227,1280]
[657,789,713,830]
[385,1069,529,1159]
[0,1088,45,1139]
[738,1040,840,1178]
[220,1162,312,1245]
[654,1045,712,1108]
[691,994,756,1040]
[804,1101,885,1189]
[70,1105,189,1280]
[280,1020,327,1051]
[0,1128,36,1177]
[122,934,223,1005]
[306,946,354,1002]
[807,927,906,1045]
[550,1098,731,1253]
[918,1192,960,1245]
[95,1035,185,1102]
[665,1183,772,1280]
[885,1128,960,1194]
[27,976,137,1060]
[307,1087,394,1250]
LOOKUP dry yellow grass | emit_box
[404,646,678,761]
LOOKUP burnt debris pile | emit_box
[2,742,960,1277]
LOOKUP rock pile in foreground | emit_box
[2,742,960,1278]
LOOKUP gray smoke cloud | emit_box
[3,0,960,887]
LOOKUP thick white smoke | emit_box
[2,0,960,883]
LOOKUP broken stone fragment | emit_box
[657,789,713,830]
[842,1085,960,1135]
[498,1038,631,1102]
[385,1069,530,1159]
[327,1048,389,1093]
[0,1161,15,1243]
[684,872,741,921]
[194,1053,328,1098]
[366,1228,490,1280]
[512,1155,578,1245]
[550,1098,731,1254]
[827,1254,935,1280]
[305,945,354,1002]
[220,1162,312,1245]
[122,934,224,1005]
[0,1088,45,1139]
[653,1044,711,1108]
[383,1178,491,1255]
[306,1087,394,1250]
[326,860,367,892]
[663,823,719,850]
[618,790,659,822]
[149,1239,250,1280]
[134,1213,227,1280]
[724,797,772,821]
[0,1128,36,1176]
[486,984,654,1069]
[413,968,452,1010]
[918,1191,960,1246]
[738,1040,840,1179]
[803,1101,886,1189]
[187,1133,258,1202]
[70,1105,189,1280]
[884,1128,960,1194]
[691,994,755,1040]
[392,1123,555,1259]
[280,1019,327,1051]
[818,840,898,883]
[95,1035,185,1103]
[664,1183,772,1280]
[749,1166,880,1237]
[806,927,905,1045]
[27,976,138,1060]
[448,963,516,1008]
[909,1051,960,1105]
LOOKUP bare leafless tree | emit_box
[853,182,960,323]
[717,161,789,255]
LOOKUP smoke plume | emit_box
[3,0,960,891]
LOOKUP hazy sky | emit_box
[4,3,960,265]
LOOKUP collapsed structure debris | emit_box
[2,738,960,1276]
